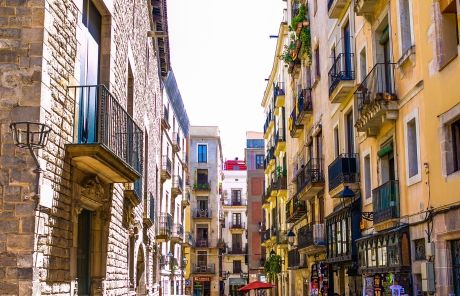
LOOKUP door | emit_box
[78,0,101,144]
[77,210,92,296]
[380,25,392,92]
[343,21,352,79]
[196,226,208,247]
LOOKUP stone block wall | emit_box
[0,0,162,295]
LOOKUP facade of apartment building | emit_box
[0,0,163,295]
[244,132,266,282]
[263,0,460,295]
[221,159,248,296]
[157,71,190,295]
[188,126,224,296]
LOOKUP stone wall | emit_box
[0,0,162,295]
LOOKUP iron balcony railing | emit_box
[70,85,143,196]
[272,176,287,190]
[227,245,247,254]
[270,225,278,237]
[159,255,169,268]
[356,63,397,112]
[275,82,285,97]
[193,208,212,219]
[171,223,184,238]
[193,181,211,191]
[296,158,324,194]
[286,196,307,223]
[191,263,215,274]
[328,153,359,191]
[275,128,286,144]
[195,238,210,248]
[162,155,172,175]
[288,249,305,269]
[296,88,313,123]
[230,221,246,229]
[297,223,326,249]
[173,175,183,191]
[157,213,172,236]
[172,132,181,150]
[328,53,355,95]
[262,229,271,242]
[223,199,247,206]
[373,180,400,224]
[184,232,194,245]
[263,110,274,134]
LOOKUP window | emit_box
[359,47,367,82]
[233,260,242,273]
[197,251,207,267]
[232,234,242,251]
[364,154,371,200]
[198,144,207,162]
[197,169,208,185]
[315,46,320,77]
[231,190,242,203]
[255,154,264,169]
[437,0,459,69]
[334,126,340,157]
[247,139,264,148]
[404,110,420,184]
[345,111,354,154]
[232,213,242,227]
[398,0,413,54]
[451,239,460,296]
[451,119,460,173]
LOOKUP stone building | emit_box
[0,0,162,295]
[188,126,223,296]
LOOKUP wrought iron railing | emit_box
[373,180,399,224]
[171,223,184,238]
[162,155,172,175]
[194,238,209,248]
[157,213,172,236]
[173,175,183,191]
[191,263,215,274]
[296,88,313,122]
[288,249,305,269]
[193,181,211,191]
[193,208,212,218]
[230,221,246,229]
[296,158,324,193]
[328,153,359,191]
[275,128,286,144]
[286,196,307,222]
[223,199,247,206]
[227,245,247,254]
[356,63,397,112]
[70,85,143,196]
[297,223,326,249]
[328,53,355,95]
[272,176,287,190]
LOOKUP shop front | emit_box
[325,199,362,295]
[357,225,412,296]
[193,276,211,296]
[308,262,329,296]
[228,277,247,296]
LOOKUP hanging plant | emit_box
[264,254,282,283]
[300,26,312,62]
[291,4,306,32]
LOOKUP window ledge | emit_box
[438,52,459,71]
[397,45,416,69]
[407,173,422,187]
[446,170,460,181]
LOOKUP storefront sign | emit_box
[229,278,247,286]
[193,276,211,282]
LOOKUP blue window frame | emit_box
[198,144,207,163]
[255,154,264,169]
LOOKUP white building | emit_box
[221,159,249,296]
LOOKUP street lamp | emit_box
[341,185,355,198]
[270,250,276,257]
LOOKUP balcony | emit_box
[289,107,303,138]
[171,223,184,243]
[296,158,324,200]
[156,213,172,242]
[226,245,246,255]
[373,180,400,225]
[193,181,211,192]
[295,88,313,125]
[328,0,349,18]
[274,129,286,156]
[329,53,355,103]
[67,85,143,184]
[272,176,287,192]
[261,229,271,246]
[287,249,306,269]
[160,155,172,181]
[276,230,288,246]
[161,105,170,129]
[230,222,246,234]
[263,110,274,138]
[354,0,378,18]
[172,175,183,196]
[181,192,190,207]
[286,196,307,223]
[355,63,398,137]
[192,208,212,219]
[182,231,194,247]
[194,238,210,248]
[328,153,359,197]
[298,223,326,254]
[270,225,278,240]
[172,132,181,152]
[223,199,247,207]
[182,150,189,167]
[274,82,286,108]
[191,263,215,274]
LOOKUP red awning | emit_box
[238,281,275,292]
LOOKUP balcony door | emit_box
[380,25,393,92]
[196,225,208,246]
[343,21,352,79]
[232,213,242,227]
[78,0,101,144]
[379,140,396,183]
[346,111,354,155]
[197,251,207,268]
[77,209,91,296]
[232,234,242,251]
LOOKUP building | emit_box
[0,0,162,295]
[188,126,224,296]
[244,132,266,282]
[157,71,190,295]
[261,13,290,293]
[221,159,249,295]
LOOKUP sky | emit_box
[167,0,285,160]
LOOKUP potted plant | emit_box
[264,253,282,283]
